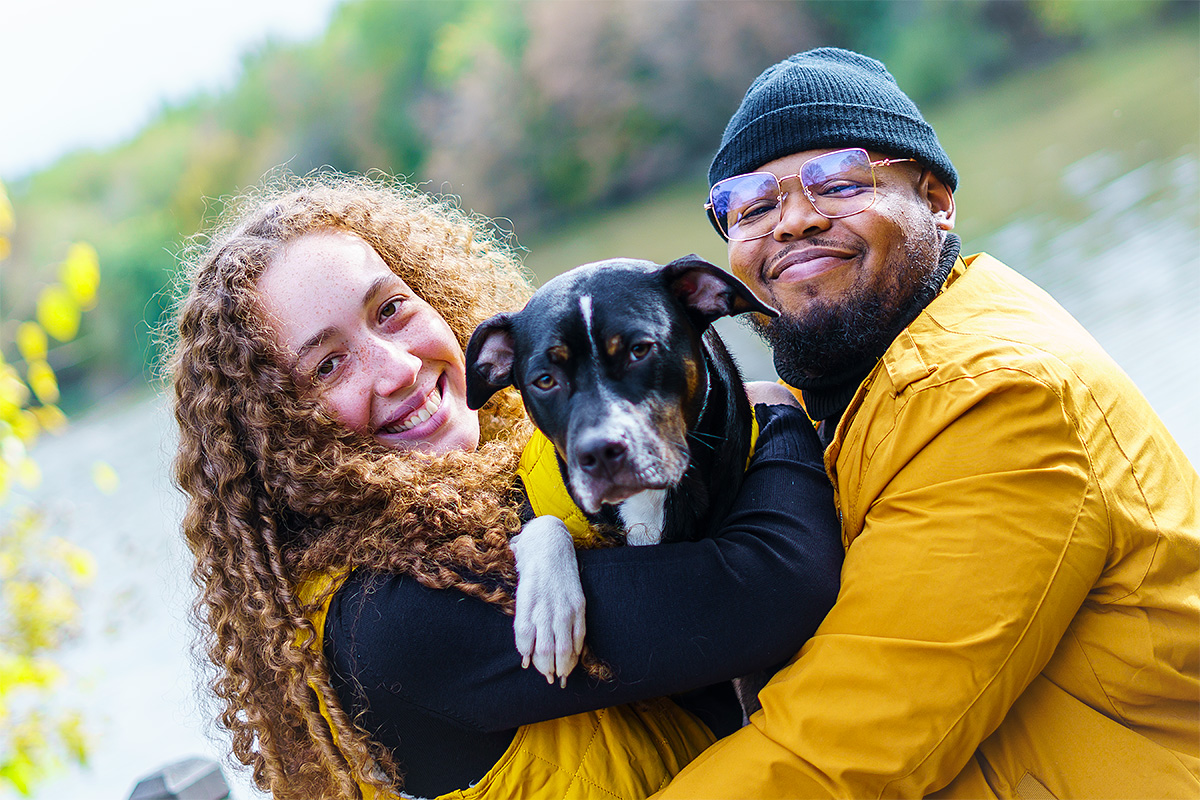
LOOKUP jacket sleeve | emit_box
[326,403,843,733]
[657,374,1108,798]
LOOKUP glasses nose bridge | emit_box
[775,171,807,203]
[775,172,826,226]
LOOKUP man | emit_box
[659,48,1199,798]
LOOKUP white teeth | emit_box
[383,387,443,434]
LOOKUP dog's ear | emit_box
[661,254,779,328]
[465,313,518,410]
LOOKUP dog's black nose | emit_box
[575,433,627,477]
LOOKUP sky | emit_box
[0,0,344,180]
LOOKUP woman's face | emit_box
[257,229,480,453]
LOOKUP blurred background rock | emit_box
[0,1,1195,798]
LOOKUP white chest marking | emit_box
[619,490,666,545]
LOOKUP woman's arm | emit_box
[326,403,841,732]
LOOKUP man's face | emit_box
[725,148,955,382]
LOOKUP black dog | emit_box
[465,254,777,546]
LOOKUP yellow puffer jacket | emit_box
[296,459,718,800]
[658,254,1200,799]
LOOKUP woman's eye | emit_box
[379,297,403,321]
[315,354,344,380]
[629,342,653,361]
[532,374,557,391]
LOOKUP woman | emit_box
[168,172,841,799]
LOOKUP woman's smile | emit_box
[376,372,453,441]
[257,229,481,453]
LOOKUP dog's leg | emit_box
[509,516,586,686]
[744,380,801,408]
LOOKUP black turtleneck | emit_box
[792,233,961,443]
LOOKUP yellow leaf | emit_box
[0,235,10,261]
[1,432,26,465]
[12,410,40,444]
[1,751,36,795]
[91,461,119,495]
[16,322,48,362]
[0,651,63,690]
[60,243,100,307]
[31,405,67,433]
[0,367,30,410]
[0,179,13,234]
[26,361,59,406]
[36,285,81,342]
[51,539,97,584]
[58,712,90,765]
[16,457,41,489]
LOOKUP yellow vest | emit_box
[297,568,716,800]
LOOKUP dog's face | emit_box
[466,255,776,513]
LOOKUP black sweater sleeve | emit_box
[325,403,841,788]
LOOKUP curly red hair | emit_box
[166,172,534,798]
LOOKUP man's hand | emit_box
[509,515,586,687]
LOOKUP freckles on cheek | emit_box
[314,388,363,432]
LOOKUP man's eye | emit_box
[737,198,778,220]
[532,374,557,391]
[629,342,653,361]
[812,179,868,197]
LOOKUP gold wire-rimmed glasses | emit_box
[705,148,916,241]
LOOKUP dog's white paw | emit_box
[745,380,801,408]
[510,516,586,686]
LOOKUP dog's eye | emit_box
[532,374,557,391]
[629,342,653,361]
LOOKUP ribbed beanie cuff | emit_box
[709,48,957,191]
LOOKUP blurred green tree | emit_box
[0,0,1189,404]
[0,179,108,796]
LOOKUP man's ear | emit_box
[660,254,778,329]
[465,313,518,410]
[921,170,956,231]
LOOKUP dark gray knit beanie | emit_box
[709,47,957,190]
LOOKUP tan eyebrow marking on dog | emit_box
[547,345,569,363]
[606,335,622,357]
[684,359,700,396]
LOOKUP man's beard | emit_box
[752,227,944,385]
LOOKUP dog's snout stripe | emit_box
[579,294,614,401]
[579,295,599,364]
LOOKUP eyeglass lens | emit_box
[711,148,878,240]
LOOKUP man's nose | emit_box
[772,190,831,241]
[370,338,421,396]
